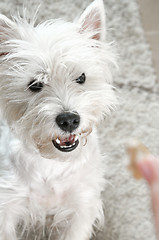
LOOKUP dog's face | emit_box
[0,0,117,159]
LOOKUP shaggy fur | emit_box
[0,0,117,239]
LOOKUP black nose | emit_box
[56,112,80,132]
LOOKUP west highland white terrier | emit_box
[0,0,117,239]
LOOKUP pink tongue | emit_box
[60,135,75,146]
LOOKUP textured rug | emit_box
[0,0,159,240]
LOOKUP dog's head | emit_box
[0,0,117,159]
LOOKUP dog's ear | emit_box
[78,0,106,41]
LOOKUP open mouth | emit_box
[52,135,79,152]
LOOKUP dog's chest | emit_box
[29,178,69,210]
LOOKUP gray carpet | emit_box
[1,0,159,239]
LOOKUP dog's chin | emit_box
[52,134,79,152]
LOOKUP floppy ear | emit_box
[78,0,106,41]
[0,14,17,56]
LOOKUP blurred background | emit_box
[138,0,159,82]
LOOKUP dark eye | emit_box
[28,80,44,92]
[76,73,86,84]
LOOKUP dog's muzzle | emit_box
[52,135,79,152]
[53,112,80,152]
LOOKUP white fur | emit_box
[0,1,117,239]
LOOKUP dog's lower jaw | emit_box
[0,128,105,240]
[36,133,87,160]
[52,134,79,152]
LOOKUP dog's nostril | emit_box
[56,112,80,132]
[61,121,68,127]
[73,119,79,124]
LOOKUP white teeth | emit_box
[75,136,78,141]
[61,145,71,148]
[60,142,76,149]
[56,138,61,144]
[55,135,79,149]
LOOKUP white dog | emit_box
[0,0,117,239]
